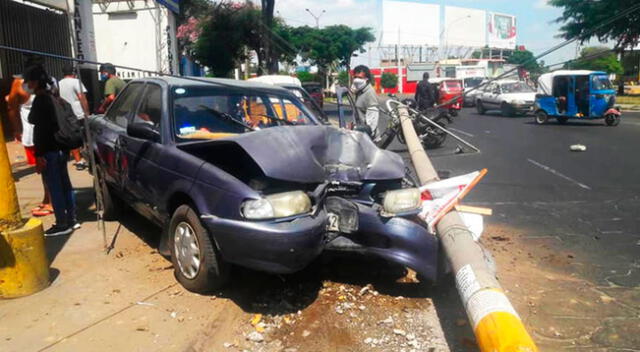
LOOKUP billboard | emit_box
[382,1,440,46]
[487,12,517,49]
[443,6,486,48]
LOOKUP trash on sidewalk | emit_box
[570,144,587,152]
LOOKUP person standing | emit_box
[58,63,90,170]
[5,74,54,217]
[97,63,125,113]
[352,65,380,139]
[25,64,78,236]
[414,72,436,112]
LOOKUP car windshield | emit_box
[172,87,315,140]
[501,82,534,93]
[464,77,484,88]
[592,75,613,90]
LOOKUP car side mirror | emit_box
[127,122,160,142]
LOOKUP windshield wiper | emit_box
[199,105,255,131]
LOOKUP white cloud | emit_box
[272,0,379,30]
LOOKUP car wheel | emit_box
[95,166,120,220]
[604,114,620,126]
[557,116,568,124]
[169,204,229,293]
[476,100,485,114]
[449,109,458,117]
[500,102,514,117]
[535,110,549,125]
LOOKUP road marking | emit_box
[449,128,474,137]
[527,158,592,190]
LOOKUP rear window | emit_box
[444,81,462,92]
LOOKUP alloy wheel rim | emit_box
[174,222,201,279]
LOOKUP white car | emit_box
[475,80,536,116]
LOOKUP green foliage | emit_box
[507,49,544,74]
[380,72,398,89]
[550,0,640,50]
[194,3,249,77]
[296,71,318,83]
[569,46,623,74]
[337,71,349,87]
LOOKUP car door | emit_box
[119,82,166,221]
[486,83,501,106]
[93,83,145,191]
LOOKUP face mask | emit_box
[100,73,109,81]
[351,78,368,93]
[22,82,34,95]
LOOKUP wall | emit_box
[92,0,178,79]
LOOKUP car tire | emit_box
[169,204,229,293]
[557,116,568,124]
[95,166,120,220]
[500,102,514,117]
[535,110,549,125]
[604,114,620,126]
[476,100,485,114]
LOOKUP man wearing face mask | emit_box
[97,63,125,113]
[352,65,379,139]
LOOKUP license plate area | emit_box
[325,197,359,233]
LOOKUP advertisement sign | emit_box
[382,0,440,46]
[444,6,487,47]
[487,12,517,49]
[72,0,97,63]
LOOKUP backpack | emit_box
[51,95,83,149]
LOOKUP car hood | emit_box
[193,126,406,184]
[502,92,536,101]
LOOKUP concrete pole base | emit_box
[0,218,49,299]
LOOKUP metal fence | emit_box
[0,0,72,79]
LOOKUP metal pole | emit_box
[394,103,539,351]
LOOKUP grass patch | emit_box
[617,96,640,105]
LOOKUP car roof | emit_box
[130,76,293,94]
[248,75,302,87]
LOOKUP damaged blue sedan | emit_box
[87,77,438,293]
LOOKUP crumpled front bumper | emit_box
[202,200,438,281]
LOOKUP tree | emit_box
[550,0,640,93]
[296,71,318,83]
[569,46,623,74]
[323,25,375,73]
[507,49,544,74]
[194,2,252,77]
[337,71,349,87]
[380,72,398,89]
[261,0,278,74]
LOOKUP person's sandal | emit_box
[33,207,54,217]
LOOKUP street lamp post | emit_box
[305,8,326,29]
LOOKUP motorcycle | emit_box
[377,94,451,150]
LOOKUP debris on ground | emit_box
[570,144,587,152]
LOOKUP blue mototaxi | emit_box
[533,70,621,126]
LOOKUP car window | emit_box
[134,84,162,128]
[172,88,316,140]
[105,83,144,128]
[501,82,534,93]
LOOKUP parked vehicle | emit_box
[462,77,486,107]
[475,80,536,117]
[86,77,439,293]
[301,81,324,108]
[249,75,328,123]
[429,78,463,116]
[534,70,621,126]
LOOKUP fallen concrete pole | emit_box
[395,103,538,351]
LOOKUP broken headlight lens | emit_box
[382,188,422,215]
[242,191,312,219]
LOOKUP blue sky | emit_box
[271,0,603,67]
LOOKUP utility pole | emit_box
[397,29,403,94]
[305,8,325,29]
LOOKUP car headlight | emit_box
[241,191,312,219]
[383,188,422,215]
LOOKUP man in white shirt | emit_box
[58,63,90,170]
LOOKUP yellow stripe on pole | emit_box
[0,122,21,232]
[475,311,538,352]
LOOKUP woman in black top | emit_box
[25,65,77,237]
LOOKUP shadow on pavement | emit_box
[432,277,479,352]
